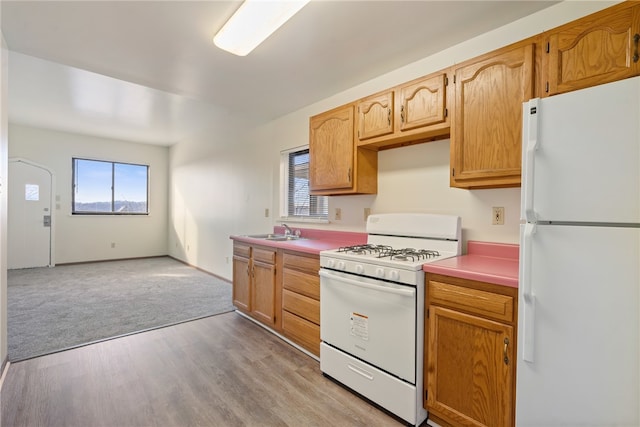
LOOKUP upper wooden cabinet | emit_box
[450,41,535,189]
[309,2,639,192]
[357,91,394,141]
[356,71,450,150]
[309,103,377,196]
[543,1,640,96]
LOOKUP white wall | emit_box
[169,1,617,280]
[8,124,169,264]
[0,22,9,365]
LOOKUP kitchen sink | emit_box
[244,233,304,241]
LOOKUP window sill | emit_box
[278,217,329,225]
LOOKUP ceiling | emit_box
[1,1,559,146]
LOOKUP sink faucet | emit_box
[283,223,293,236]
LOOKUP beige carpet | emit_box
[8,257,234,361]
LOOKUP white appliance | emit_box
[518,77,640,426]
[319,213,461,426]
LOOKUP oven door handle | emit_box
[319,269,414,297]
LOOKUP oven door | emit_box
[319,268,416,383]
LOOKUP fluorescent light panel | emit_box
[214,0,310,56]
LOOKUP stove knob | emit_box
[355,264,364,274]
[389,270,399,281]
[326,259,335,268]
[337,261,346,270]
[375,267,385,278]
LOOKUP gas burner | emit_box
[338,244,393,255]
[378,248,441,262]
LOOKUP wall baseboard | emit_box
[169,256,231,284]
[0,356,10,391]
[56,255,169,267]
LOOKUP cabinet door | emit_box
[451,43,534,188]
[427,306,514,427]
[251,260,277,326]
[309,104,354,192]
[398,73,447,132]
[546,3,640,96]
[232,255,250,312]
[357,91,394,140]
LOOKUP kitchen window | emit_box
[72,158,149,215]
[280,147,328,221]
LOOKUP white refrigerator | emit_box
[517,77,640,426]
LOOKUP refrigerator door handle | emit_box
[523,99,539,223]
[521,223,536,363]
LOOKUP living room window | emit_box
[72,158,149,215]
[280,147,328,221]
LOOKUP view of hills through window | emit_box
[73,158,149,214]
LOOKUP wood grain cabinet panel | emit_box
[232,242,280,330]
[232,249,250,312]
[282,289,320,324]
[451,42,534,189]
[544,1,640,96]
[425,274,518,427]
[357,91,394,140]
[355,71,451,150]
[281,251,321,356]
[398,72,448,132]
[427,306,514,427]
[309,104,377,196]
[282,311,321,356]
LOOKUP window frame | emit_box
[279,146,328,223]
[72,157,150,215]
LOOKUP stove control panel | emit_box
[319,257,422,286]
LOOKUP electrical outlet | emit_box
[335,208,342,221]
[492,207,505,225]
[364,208,371,221]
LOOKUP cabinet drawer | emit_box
[233,243,250,258]
[253,247,276,264]
[282,268,319,300]
[283,289,320,324]
[283,252,320,273]
[428,281,514,323]
[282,311,320,356]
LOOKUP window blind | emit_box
[287,149,328,218]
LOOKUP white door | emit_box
[319,269,416,382]
[8,159,53,269]
[517,224,640,426]
[522,76,640,224]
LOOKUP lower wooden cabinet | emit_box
[281,251,321,356]
[424,274,518,427]
[232,242,280,330]
[232,242,321,357]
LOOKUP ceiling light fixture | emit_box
[213,0,310,57]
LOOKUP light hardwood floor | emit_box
[1,312,408,427]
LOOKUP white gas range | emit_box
[319,213,461,426]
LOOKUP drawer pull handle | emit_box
[503,337,510,365]
[347,364,374,380]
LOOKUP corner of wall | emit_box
[0,27,10,367]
